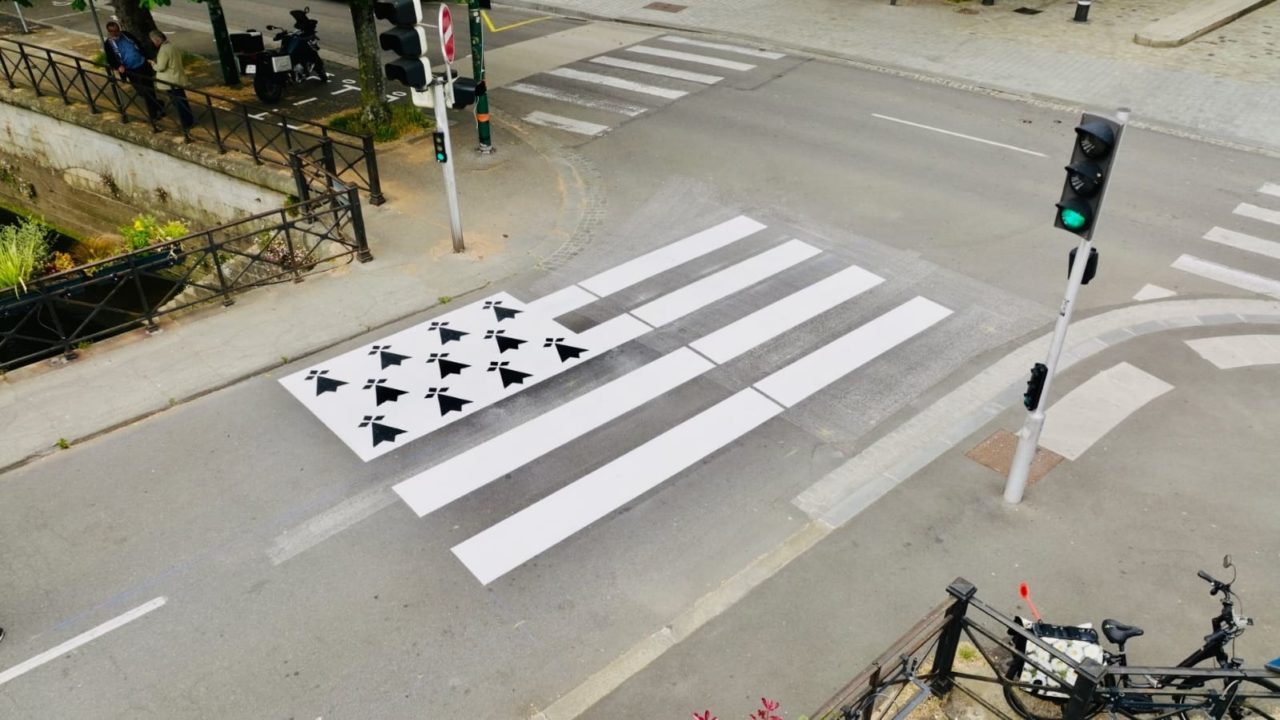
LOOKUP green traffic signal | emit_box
[1058,206,1088,231]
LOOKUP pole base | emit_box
[477,144,496,155]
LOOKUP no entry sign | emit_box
[439,3,455,64]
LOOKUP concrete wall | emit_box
[0,100,287,237]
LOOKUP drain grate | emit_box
[1014,7,1043,14]
[644,2,687,12]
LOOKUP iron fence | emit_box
[0,37,383,204]
[812,579,1280,720]
[0,182,371,372]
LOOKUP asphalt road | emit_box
[2,12,1279,720]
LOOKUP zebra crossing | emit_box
[501,34,793,138]
[281,215,959,584]
[1170,181,1280,299]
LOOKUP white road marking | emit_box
[451,388,783,584]
[524,285,599,317]
[689,264,884,364]
[658,35,786,60]
[1132,283,1176,301]
[870,113,1048,158]
[505,82,648,116]
[1172,254,1280,299]
[1038,362,1172,461]
[1233,202,1280,227]
[547,67,687,99]
[1185,334,1280,369]
[524,110,610,136]
[631,239,820,327]
[270,487,396,565]
[0,597,167,687]
[625,45,756,71]
[577,215,766,298]
[393,349,714,516]
[1261,182,1280,198]
[1203,226,1280,261]
[590,56,723,84]
[396,262,886,517]
[754,297,953,407]
[292,97,317,106]
[576,313,652,351]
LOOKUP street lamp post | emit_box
[467,0,493,153]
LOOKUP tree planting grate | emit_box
[1014,7,1043,14]
[644,2,687,12]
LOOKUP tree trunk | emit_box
[349,0,391,127]
[115,0,158,42]
[204,0,241,86]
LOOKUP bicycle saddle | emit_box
[1103,619,1145,644]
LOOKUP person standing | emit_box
[102,20,161,122]
[149,30,194,135]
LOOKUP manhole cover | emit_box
[1014,7,1043,14]
[644,2,687,12]
[965,429,1064,485]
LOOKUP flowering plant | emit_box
[119,214,188,250]
[695,696,784,720]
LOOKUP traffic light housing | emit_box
[375,0,431,89]
[1023,363,1048,411]
[432,131,447,163]
[1054,113,1124,240]
[1068,246,1099,285]
[450,77,485,109]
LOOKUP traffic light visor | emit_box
[1065,162,1103,197]
[374,0,423,24]
[1075,120,1115,159]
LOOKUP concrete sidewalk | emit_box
[503,0,1280,153]
[0,117,591,471]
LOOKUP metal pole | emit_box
[1005,108,1129,504]
[86,0,106,48]
[12,1,29,33]
[467,0,493,153]
[1073,0,1091,22]
[432,79,465,253]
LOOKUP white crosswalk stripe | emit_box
[1203,226,1280,261]
[450,296,951,584]
[1261,182,1280,198]
[1234,202,1280,226]
[1170,183,1280,298]
[1172,254,1280,299]
[506,82,648,117]
[589,55,723,84]
[658,34,787,60]
[523,111,610,136]
[625,44,757,71]
[547,67,688,99]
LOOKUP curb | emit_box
[1134,0,1276,47]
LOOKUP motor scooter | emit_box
[230,6,326,104]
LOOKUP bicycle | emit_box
[1001,556,1280,720]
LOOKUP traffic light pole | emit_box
[1004,108,1129,505]
[431,78,465,253]
[467,0,494,153]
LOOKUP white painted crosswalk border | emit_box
[506,82,648,117]
[590,55,723,84]
[659,34,786,60]
[1172,254,1280,299]
[1261,182,1280,199]
[1185,334,1280,369]
[1038,362,1172,461]
[1203,226,1280,261]
[626,45,756,72]
[394,264,885,517]
[524,111,610,137]
[1234,202,1280,227]
[450,296,951,584]
[548,67,687,99]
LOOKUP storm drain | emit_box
[644,2,687,12]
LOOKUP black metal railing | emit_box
[812,579,1280,720]
[0,37,384,204]
[0,184,371,372]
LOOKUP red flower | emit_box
[693,711,718,720]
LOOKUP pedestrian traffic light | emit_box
[375,0,431,89]
[450,77,485,109]
[1024,363,1048,411]
[432,130,447,163]
[1068,246,1099,285]
[1054,112,1125,240]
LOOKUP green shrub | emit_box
[120,215,188,250]
[0,217,50,295]
[328,103,433,142]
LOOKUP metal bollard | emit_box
[1074,0,1091,22]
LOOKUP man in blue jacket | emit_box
[103,20,161,122]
